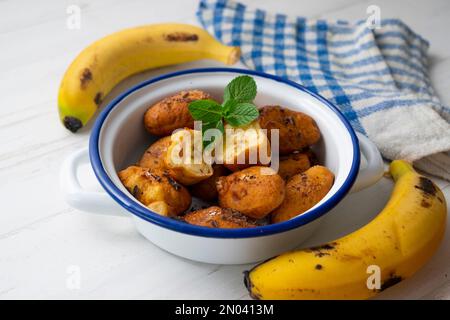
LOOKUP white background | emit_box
[0,0,449,299]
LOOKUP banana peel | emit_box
[58,23,240,132]
[244,160,447,299]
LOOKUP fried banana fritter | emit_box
[165,128,213,185]
[271,165,334,223]
[217,166,285,219]
[138,136,171,170]
[221,121,271,172]
[183,206,265,228]
[258,105,321,155]
[118,166,191,217]
[277,152,311,181]
[144,90,211,136]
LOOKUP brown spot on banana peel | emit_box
[309,243,337,251]
[339,253,362,262]
[142,36,153,43]
[379,274,403,292]
[63,116,83,133]
[313,251,329,258]
[421,199,431,208]
[295,288,316,293]
[306,242,338,257]
[80,68,92,89]
[415,177,437,197]
[243,271,262,300]
[414,177,440,209]
[94,92,103,106]
[164,32,198,42]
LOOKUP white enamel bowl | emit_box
[61,68,384,264]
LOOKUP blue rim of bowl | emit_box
[89,67,360,238]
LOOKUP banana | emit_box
[58,23,240,132]
[244,160,447,300]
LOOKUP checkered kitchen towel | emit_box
[197,0,450,180]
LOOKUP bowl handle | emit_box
[350,132,384,193]
[60,147,126,216]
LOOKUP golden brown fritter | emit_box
[217,166,285,219]
[144,90,211,136]
[221,121,271,172]
[271,165,334,223]
[118,166,191,217]
[277,152,311,181]
[165,128,213,185]
[189,164,229,202]
[138,136,171,170]
[258,105,321,155]
[183,206,264,228]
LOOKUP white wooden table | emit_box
[1,0,449,299]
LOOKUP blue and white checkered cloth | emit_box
[197,0,450,180]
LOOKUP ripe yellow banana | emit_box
[58,23,240,132]
[244,160,447,299]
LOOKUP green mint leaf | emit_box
[188,75,259,146]
[188,99,222,123]
[223,75,257,103]
[222,99,238,117]
[202,120,224,149]
[224,102,259,127]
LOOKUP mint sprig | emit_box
[188,75,259,148]
[223,75,257,103]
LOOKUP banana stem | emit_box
[389,160,415,181]
[226,47,241,65]
[210,45,240,65]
